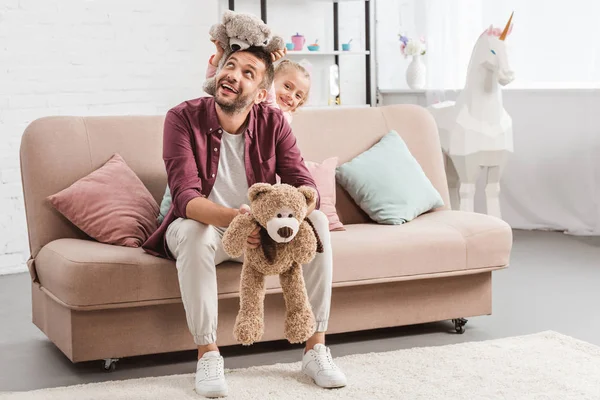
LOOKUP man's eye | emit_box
[245,71,253,78]
[296,94,302,99]
[226,62,234,68]
[284,84,290,89]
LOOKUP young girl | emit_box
[206,41,311,124]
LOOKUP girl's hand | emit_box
[211,38,225,67]
[271,47,287,62]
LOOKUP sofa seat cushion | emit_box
[35,210,511,308]
[416,210,513,270]
[331,210,512,285]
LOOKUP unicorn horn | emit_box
[499,12,514,41]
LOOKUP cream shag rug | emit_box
[2,331,600,400]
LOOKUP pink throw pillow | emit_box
[305,157,345,231]
[47,153,159,247]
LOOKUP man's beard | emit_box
[214,80,255,114]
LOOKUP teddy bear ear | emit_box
[222,10,235,24]
[248,183,274,202]
[298,186,317,206]
[260,24,271,36]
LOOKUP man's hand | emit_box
[210,38,225,67]
[305,187,318,215]
[271,47,287,62]
[238,204,260,250]
[246,226,261,249]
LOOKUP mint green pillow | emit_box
[335,130,444,224]
[157,185,172,225]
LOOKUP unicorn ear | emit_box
[485,24,494,35]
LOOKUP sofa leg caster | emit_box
[102,358,119,372]
[452,318,468,334]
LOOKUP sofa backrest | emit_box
[291,104,450,224]
[20,104,449,258]
[20,116,167,258]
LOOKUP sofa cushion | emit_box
[305,157,344,231]
[336,131,444,225]
[47,153,160,248]
[34,210,511,308]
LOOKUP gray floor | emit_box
[1,230,599,393]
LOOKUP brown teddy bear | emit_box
[203,10,285,96]
[222,183,323,346]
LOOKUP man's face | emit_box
[214,51,268,114]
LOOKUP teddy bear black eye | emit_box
[288,213,293,218]
[263,40,268,45]
[277,213,282,218]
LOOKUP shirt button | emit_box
[214,147,218,152]
[211,173,215,178]
[218,129,222,134]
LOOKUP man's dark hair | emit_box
[226,46,274,90]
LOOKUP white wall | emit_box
[380,89,600,236]
[0,0,218,275]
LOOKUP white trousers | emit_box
[165,210,333,345]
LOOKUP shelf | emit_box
[300,104,372,110]
[274,0,368,2]
[378,88,427,94]
[228,0,374,105]
[286,50,370,56]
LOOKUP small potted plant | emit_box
[399,34,427,89]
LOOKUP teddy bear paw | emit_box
[233,314,264,346]
[284,309,316,344]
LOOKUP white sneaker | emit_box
[195,351,228,398]
[302,344,347,389]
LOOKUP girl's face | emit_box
[274,68,310,113]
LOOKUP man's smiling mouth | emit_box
[220,82,239,94]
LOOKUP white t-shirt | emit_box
[208,130,249,232]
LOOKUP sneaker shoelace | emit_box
[199,356,223,380]
[314,347,337,371]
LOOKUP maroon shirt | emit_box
[142,96,319,259]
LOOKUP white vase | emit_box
[406,55,426,89]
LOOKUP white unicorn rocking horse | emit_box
[428,13,515,219]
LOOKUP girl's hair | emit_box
[275,59,311,108]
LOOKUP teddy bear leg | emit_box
[233,264,266,346]
[279,263,316,344]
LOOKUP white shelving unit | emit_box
[226,0,375,107]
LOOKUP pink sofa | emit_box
[20,104,512,369]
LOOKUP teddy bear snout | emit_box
[267,213,300,243]
[277,226,293,239]
[229,37,250,52]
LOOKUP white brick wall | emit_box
[0,0,218,275]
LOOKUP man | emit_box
[142,46,347,398]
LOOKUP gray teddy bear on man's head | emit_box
[203,10,285,96]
